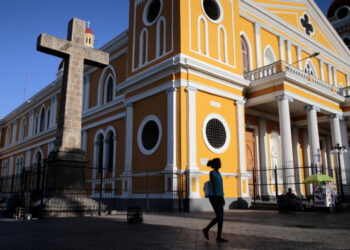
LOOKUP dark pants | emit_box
[205,196,224,237]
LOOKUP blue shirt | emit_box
[208,170,224,196]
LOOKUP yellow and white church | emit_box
[1,0,350,211]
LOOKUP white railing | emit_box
[244,61,335,94]
[338,86,350,97]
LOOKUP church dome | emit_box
[327,0,350,19]
[86,27,94,35]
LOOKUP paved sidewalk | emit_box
[1,210,350,249]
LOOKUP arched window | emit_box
[34,116,38,135]
[97,134,104,173]
[105,76,114,103]
[34,151,43,191]
[139,28,148,66]
[264,46,276,66]
[106,131,114,172]
[304,59,316,76]
[241,36,250,73]
[39,107,46,132]
[156,17,166,57]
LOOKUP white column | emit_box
[292,126,303,195]
[255,23,262,68]
[186,86,199,199]
[297,46,302,70]
[276,94,294,191]
[286,40,292,64]
[165,87,177,197]
[124,102,134,195]
[258,117,269,197]
[279,36,285,61]
[302,128,313,194]
[340,118,350,184]
[319,59,325,81]
[236,100,248,197]
[305,105,321,173]
[329,114,347,186]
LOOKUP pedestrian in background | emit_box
[202,158,228,242]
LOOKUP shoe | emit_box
[216,237,228,243]
[202,228,209,240]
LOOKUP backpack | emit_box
[203,181,210,198]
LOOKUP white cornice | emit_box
[240,0,350,69]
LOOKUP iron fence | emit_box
[0,162,189,219]
[248,165,350,203]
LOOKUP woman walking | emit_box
[202,158,228,242]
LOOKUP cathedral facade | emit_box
[1,0,350,211]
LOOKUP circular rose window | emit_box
[138,115,162,155]
[203,114,230,154]
[201,0,223,23]
[143,0,163,26]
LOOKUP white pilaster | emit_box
[254,23,262,68]
[279,36,285,61]
[297,46,302,70]
[165,87,177,197]
[236,99,248,197]
[305,105,321,173]
[319,59,325,81]
[328,64,333,85]
[326,136,333,176]
[82,129,87,151]
[124,102,134,195]
[333,67,338,86]
[286,40,292,64]
[186,86,199,199]
[83,74,90,112]
[25,150,31,169]
[276,94,294,191]
[292,126,303,195]
[258,117,269,197]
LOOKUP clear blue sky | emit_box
[0,0,331,119]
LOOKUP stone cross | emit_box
[37,18,109,152]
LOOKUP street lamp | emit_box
[290,52,320,66]
[330,143,346,202]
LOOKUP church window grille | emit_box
[137,115,162,155]
[241,36,250,73]
[203,114,230,154]
[304,60,316,77]
[1,161,8,177]
[202,0,222,22]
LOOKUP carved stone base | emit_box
[42,149,104,217]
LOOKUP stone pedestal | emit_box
[43,150,102,218]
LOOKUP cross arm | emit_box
[37,33,72,58]
[82,47,109,68]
